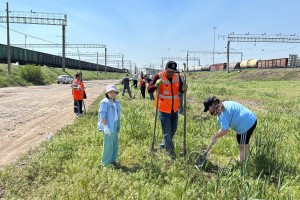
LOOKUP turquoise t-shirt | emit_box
[217,101,256,134]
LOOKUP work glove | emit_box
[155,79,163,87]
[182,84,188,91]
[104,125,111,135]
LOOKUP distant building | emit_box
[288,54,298,67]
[141,67,161,76]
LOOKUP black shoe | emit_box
[111,162,121,169]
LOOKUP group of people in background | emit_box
[121,72,155,100]
[72,61,257,168]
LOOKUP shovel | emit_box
[194,143,213,171]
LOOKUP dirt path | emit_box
[0,79,119,169]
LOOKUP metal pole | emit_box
[24,35,27,63]
[130,60,132,74]
[104,47,107,73]
[97,51,99,76]
[77,47,81,74]
[6,2,11,79]
[227,40,230,73]
[118,61,119,78]
[183,63,187,157]
[213,27,217,66]
[62,24,66,71]
[122,55,124,70]
[186,52,189,72]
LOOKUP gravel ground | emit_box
[0,79,119,169]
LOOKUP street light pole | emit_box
[213,27,217,66]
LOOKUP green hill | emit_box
[0,64,125,88]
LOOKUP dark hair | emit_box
[212,97,224,116]
[105,93,115,101]
[75,72,81,78]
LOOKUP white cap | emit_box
[106,84,119,94]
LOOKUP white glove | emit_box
[104,125,111,135]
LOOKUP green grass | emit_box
[0,68,300,199]
[0,64,125,87]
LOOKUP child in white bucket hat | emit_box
[98,84,121,167]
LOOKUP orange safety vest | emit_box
[72,79,85,100]
[156,71,180,113]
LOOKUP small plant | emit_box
[19,65,44,84]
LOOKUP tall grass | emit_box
[0,69,299,199]
[0,64,125,87]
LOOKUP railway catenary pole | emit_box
[77,47,81,75]
[162,56,199,72]
[62,21,66,71]
[105,47,107,73]
[122,55,124,70]
[6,2,11,79]
[227,41,230,73]
[117,61,119,78]
[0,9,68,71]
[97,51,99,76]
[24,35,27,63]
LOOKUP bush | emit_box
[19,65,44,84]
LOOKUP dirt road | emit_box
[0,79,119,169]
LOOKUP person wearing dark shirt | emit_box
[148,61,188,159]
[122,74,132,98]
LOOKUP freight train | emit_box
[196,57,293,72]
[0,43,128,73]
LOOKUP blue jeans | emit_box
[159,111,178,156]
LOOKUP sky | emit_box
[1,0,300,71]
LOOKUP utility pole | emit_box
[96,51,98,76]
[105,47,107,73]
[24,35,27,63]
[213,27,217,66]
[6,2,11,79]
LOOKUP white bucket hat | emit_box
[106,84,119,94]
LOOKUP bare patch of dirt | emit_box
[0,79,119,169]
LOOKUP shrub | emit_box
[19,65,44,84]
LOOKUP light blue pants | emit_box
[102,121,119,167]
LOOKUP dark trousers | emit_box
[159,111,178,157]
[74,100,83,114]
[133,80,138,88]
[140,86,146,98]
[149,93,154,100]
[122,86,132,98]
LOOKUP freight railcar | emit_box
[0,43,126,73]
[210,63,227,71]
[240,59,260,68]
[258,58,288,68]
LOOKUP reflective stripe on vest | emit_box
[159,94,179,99]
